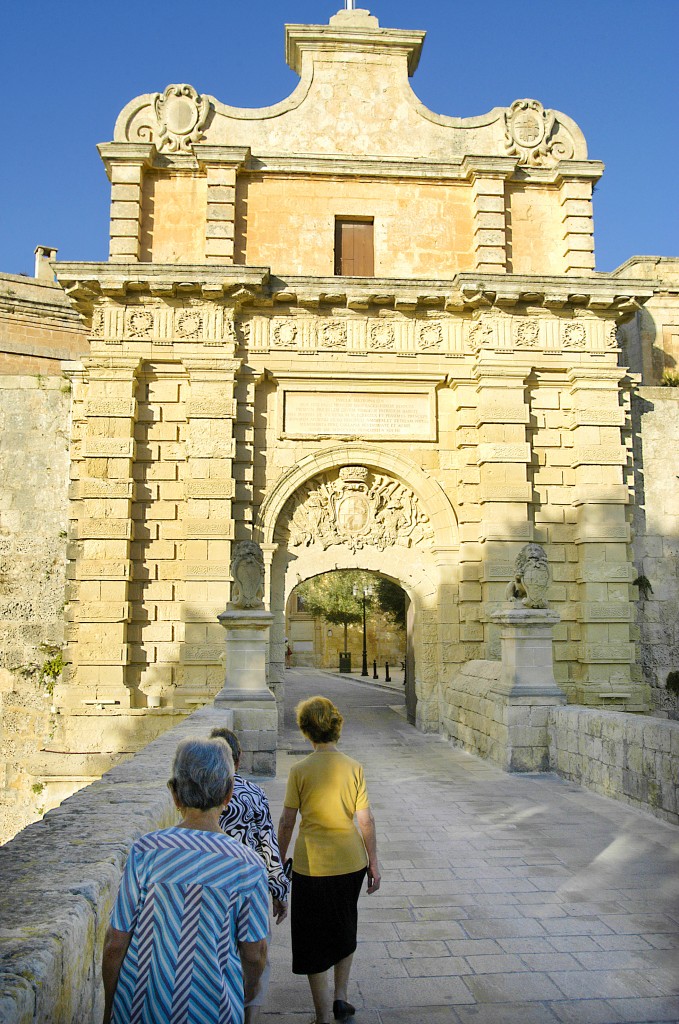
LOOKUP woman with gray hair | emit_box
[102,737,269,1024]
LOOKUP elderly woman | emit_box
[278,696,381,1024]
[102,737,269,1024]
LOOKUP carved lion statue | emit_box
[513,543,551,609]
[230,541,264,609]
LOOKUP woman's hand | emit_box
[366,864,381,894]
[272,897,288,924]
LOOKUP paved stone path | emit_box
[258,669,679,1024]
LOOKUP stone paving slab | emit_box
[257,670,679,1024]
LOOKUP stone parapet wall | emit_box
[442,658,679,826]
[0,701,245,1024]
[0,375,71,842]
[631,387,679,718]
[549,706,679,826]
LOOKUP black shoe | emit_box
[333,1001,356,1022]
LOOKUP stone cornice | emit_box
[285,18,425,76]
[54,265,655,320]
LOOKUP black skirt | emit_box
[290,867,367,975]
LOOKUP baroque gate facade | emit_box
[52,7,652,760]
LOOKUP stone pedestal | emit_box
[489,605,566,771]
[490,605,565,699]
[215,608,276,705]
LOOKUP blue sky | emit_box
[2,0,677,275]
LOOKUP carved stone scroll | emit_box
[282,465,434,553]
[153,84,210,153]
[504,99,574,167]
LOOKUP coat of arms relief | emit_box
[282,466,434,553]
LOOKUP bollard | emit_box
[385,661,391,682]
[372,659,378,679]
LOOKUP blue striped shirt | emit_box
[110,826,268,1024]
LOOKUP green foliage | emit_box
[31,782,45,796]
[633,574,653,600]
[39,651,63,696]
[666,671,679,696]
[660,369,679,387]
[296,570,406,644]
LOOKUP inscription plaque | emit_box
[283,391,433,440]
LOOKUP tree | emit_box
[295,570,406,651]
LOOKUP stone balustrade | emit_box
[0,702,278,1024]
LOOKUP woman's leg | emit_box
[333,953,354,1003]
[307,969,332,1023]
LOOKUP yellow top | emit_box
[284,749,370,877]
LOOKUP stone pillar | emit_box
[464,158,514,274]
[180,357,239,704]
[491,606,564,699]
[98,143,155,264]
[559,175,596,275]
[489,604,566,772]
[215,541,275,706]
[473,360,533,653]
[216,609,276,705]
[196,146,250,263]
[60,357,141,710]
[568,367,646,709]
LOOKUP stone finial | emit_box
[229,541,265,609]
[509,542,551,609]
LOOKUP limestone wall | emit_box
[549,706,679,826]
[0,702,234,1024]
[0,375,71,843]
[631,388,679,717]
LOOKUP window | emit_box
[334,218,374,276]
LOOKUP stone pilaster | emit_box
[559,176,596,275]
[196,146,250,263]
[60,357,141,710]
[463,157,514,274]
[98,143,155,263]
[473,361,533,654]
[179,356,240,703]
[568,367,645,708]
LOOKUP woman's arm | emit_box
[102,925,133,1024]
[356,807,381,894]
[238,937,268,1004]
[277,805,298,864]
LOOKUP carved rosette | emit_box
[91,308,105,338]
[418,322,443,351]
[504,99,574,167]
[605,323,621,351]
[175,310,204,339]
[369,321,395,350]
[562,322,586,350]
[515,319,540,349]
[153,84,210,153]
[282,466,434,553]
[468,314,494,353]
[126,308,154,339]
[322,320,347,349]
[272,320,298,348]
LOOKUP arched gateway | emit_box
[256,445,459,729]
[15,5,647,831]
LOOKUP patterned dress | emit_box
[219,776,290,905]
[110,826,269,1024]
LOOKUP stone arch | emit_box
[256,444,460,733]
[255,442,459,549]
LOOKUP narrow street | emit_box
[258,668,679,1024]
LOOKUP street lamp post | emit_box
[353,583,372,677]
